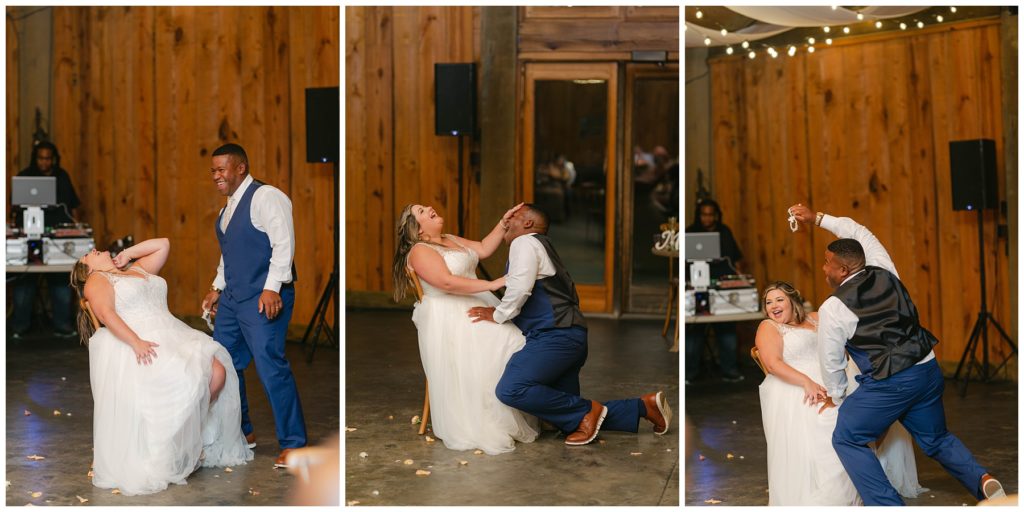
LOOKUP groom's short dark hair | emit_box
[212,143,249,173]
[522,204,549,234]
[827,238,865,268]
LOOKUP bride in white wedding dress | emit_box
[393,203,539,455]
[756,281,927,505]
[70,238,252,496]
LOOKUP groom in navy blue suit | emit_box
[202,143,307,468]
[789,204,1005,505]
[468,204,672,445]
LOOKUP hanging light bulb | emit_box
[808,46,816,53]
[823,26,831,33]
[696,9,703,19]
[937,15,944,22]
[704,37,712,46]
[950,6,957,13]
[857,13,865,21]
[875,21,883,29]
[726,46,734,55]
[721,28,728,36]
[843,26,851,34]
[900,22,907,30]
[741,40,750,49]
[748,50,756,59]
[787,45,797,57]
[826,38,833,45]
[808,37,816,45]
[917,21,925,29]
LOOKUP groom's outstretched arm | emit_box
[817,214,899,278]
[491,235,542,324]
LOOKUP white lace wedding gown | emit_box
[758,319,928,505]
[412,239,539,455]
[88,267,253,495]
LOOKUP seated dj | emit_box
[9,141,82,339]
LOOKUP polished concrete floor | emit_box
[5,322,339,506]
[345,309,680,506]
[685,359,1019,506]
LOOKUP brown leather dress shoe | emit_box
[642,391,672,435]
[565,400,607,446]
[245,432,257,449]
[274,448,296,468]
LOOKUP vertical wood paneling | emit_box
[708,22,1007,365]
[41,6,337,322]
[6,12,20,220]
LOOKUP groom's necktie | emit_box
[221,197,236,231]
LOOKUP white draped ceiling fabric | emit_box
[684,6,930,48]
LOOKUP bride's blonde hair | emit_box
[763,281,807,325]
[392,204,420,302]
[69,260,97,346]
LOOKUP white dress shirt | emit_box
[817,214,935,404]
[212,174,295,293]
[492,233,557,325]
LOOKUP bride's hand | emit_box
[130,339,160,366]
[490,276,506,291]
[500,202,526,229]
[802,380,827,405]
[112,250,132,269]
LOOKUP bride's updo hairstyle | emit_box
[69,260,97,345]
[392,204,421,302]
[762,280,808,325]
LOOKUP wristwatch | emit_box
[210,285,222,293]
[815,212,825,226]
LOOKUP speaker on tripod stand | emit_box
[300,86,340,362]
[948,139,1017,396]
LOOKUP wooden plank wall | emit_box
[518,6,679,58]
[709,21,1011,365]
[345,6,479,296]
[44,6,338,321]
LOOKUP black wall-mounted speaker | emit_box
[434,63,476,136]
[949,139,998,211]
[305,87,339,163]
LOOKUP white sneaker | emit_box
[982,475,1006,500]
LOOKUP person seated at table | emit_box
[9,141,82,340]
[684,199,744,384]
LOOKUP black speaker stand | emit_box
[300,161,339,363]
[952,207,1017,396]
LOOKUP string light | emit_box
[937,15,944,22]
[826,38,833,45]
[875,21,883,29]
[808,37,816,45]
[917,21,925,28]
[726,46,734,55]
[748,51,756,59]
[808,46,816,53]
[843,26,850,34]
[823,26,831,33]
[721,28,728,36]
[704,37,712,46]
[741,40,750,49]
[857,13,865,21]
[950,6,957,13]
[787,45,797,57]
[900,22,907,30]
[696,9,703,19]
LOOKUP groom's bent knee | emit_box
[495,380,526,407]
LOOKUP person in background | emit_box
[685,199,745,384]
[9,141,82,339]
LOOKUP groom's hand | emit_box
[788,203,815,224]
[202,290,221,317]
[468,306,497,323]
[817,396,836,414]
[258,290,283,320]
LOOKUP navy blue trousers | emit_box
[832,358,986,505]
[214,286,307,449]
[495,326,645,433]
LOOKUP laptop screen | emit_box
[685,232,721,261]
[11,176,57,206]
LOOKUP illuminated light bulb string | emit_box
[719,7,957,60]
